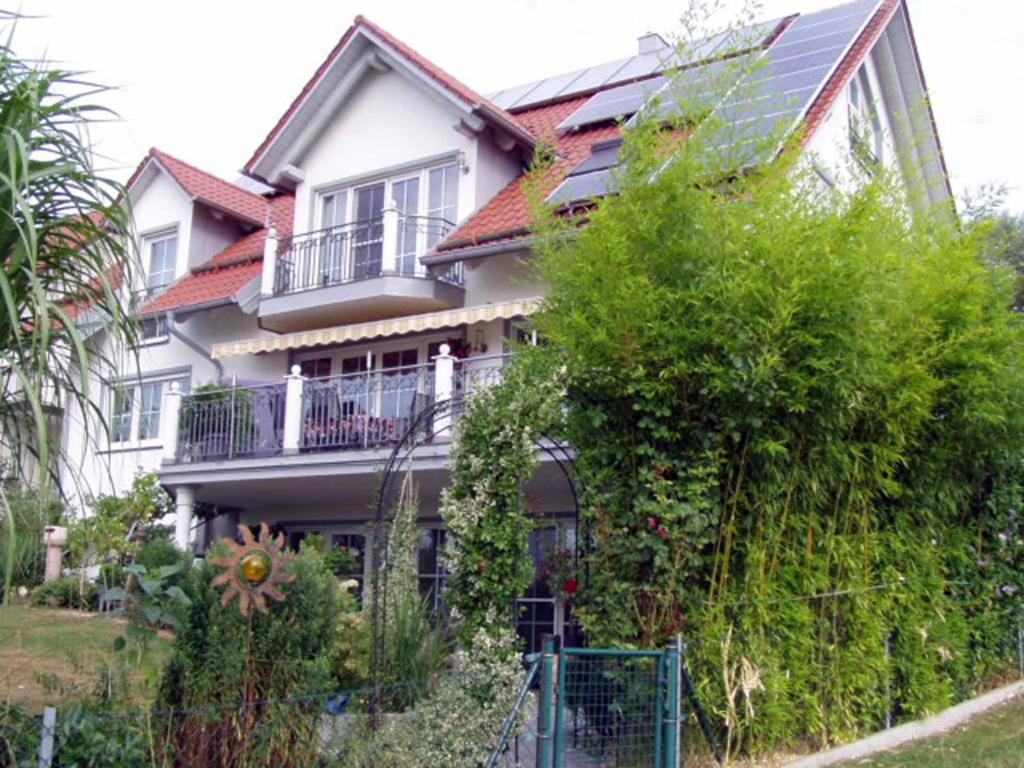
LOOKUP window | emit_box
[314,160,460,274]
[849,66,883,167]
[392,176,420,275]
[108,375,188,445]
[110,387,135,443]
[331,532,367,597]
[137,382,163,441]
[418,528,448,614]
[140,316,168,343]
[427,164,458,247]
[147,234,178,293]
[299,357,332,379]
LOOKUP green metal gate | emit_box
[536,636,682,768]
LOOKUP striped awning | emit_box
[211,297,542,359]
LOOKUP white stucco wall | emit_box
[130,169,193,289]
[188,206,246,272]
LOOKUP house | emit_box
[59,0,950,650]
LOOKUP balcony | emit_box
[165,352,510,466]
[258,213,466,332]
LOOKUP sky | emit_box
[9,1,1024,214]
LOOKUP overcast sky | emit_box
[10,1,1023,214]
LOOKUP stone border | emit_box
[783,679,1024,767]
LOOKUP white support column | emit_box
[381,200,399,276]
[283,365,306,454]
[261,226,278,296]
[161,381,183,463]
[433,343,456,439]
[173,485,195,552]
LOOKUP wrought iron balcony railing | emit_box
[273,214,464,297]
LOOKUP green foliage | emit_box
[507,28,1024,752]
[31,575,98,611]
[340,626,526,768]
[106,561,191,663]
[68,472,172,568]
[374,473,450,711]
[324,545,360,577]
[0,21,138,489]
[440,349,565,640]
[0,481,64,598]
[157,547,341,766]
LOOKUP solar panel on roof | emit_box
[569,139,624,177]
[557,77,667,131]
[548,168,618,205]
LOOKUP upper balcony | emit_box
[258,210,465,333]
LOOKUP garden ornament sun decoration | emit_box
[210,523,296,616]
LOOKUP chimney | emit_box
[638,32,669,55]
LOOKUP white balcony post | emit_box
[261,226,278,296]
[433,343,456,439]
[381,200,399,276]
[173,485,195,552]
[161,381,183,462]
[283,365,306,454]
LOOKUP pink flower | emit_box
[564,578,579,595]
[657,526,668,540]
[648,517,659,529]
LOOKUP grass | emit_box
[843,694,1024,768]
[0,603,171,711]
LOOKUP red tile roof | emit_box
[244,16,535,177]
[127,148,268,227]
[139,195,294,316]
[438,98,618,253]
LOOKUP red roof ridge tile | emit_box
[127,147,270,227]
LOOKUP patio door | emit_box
[353,183,384,280]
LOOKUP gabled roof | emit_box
[244,15,536,185]
[138,195,294,317]
[127,148,268,227]
[433,0,948,260]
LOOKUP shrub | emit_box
[32,575,98,610]
[157,546,341,766]
[0,481,65,598]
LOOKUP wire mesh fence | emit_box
[558,650,665,767]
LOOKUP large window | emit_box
[849,66,883,168]
[418,527,448,614]
[108,375,189,445]
[316,160,459,276]
[146,233,178,294]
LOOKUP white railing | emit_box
[161,348,513,463]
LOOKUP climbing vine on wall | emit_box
[439,350,565,642]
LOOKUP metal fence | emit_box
[274,215,462,296]
[301,364,435,451]
[176,383,287,462]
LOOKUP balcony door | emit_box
[320,191,348,285]
[353,183,384,280]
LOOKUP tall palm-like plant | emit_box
[0,15,138,598]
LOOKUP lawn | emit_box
[845,694,1024,768]
[0,604,171,711]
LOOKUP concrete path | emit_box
[784,679,1024,768]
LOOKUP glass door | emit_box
[352,183,384,280]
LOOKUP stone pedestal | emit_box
[42,525,67,583]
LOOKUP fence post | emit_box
[536,634,559,768]
[283,365,305,454]
[664,637,682,768]
[38,705,56,768]
[161,381,183,462]
[432,344,456,439]
[261,226,278,296]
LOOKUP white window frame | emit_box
[848,65,883,169]
[106,373,189,449]
[315,161,460,278]
[143,228,180,297]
